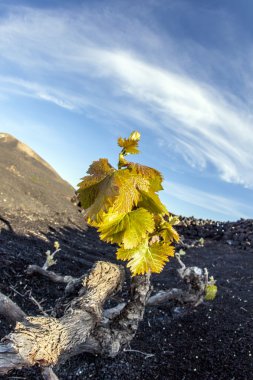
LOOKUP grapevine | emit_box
[77,131,179,276]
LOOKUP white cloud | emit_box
[163,181,253,219]
[0,5,253,188]
[0,76,81,110]
[98,51,253,187]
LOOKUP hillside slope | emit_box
[0,133,81,224]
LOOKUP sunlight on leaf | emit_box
[117,240,174,276]
[77,130,179,276]
[98,208,155,249]
[160,222,180,242]
[118,130,141,155]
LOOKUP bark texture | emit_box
[79,273,152,358]
[0,261,124,374]
[0,292,26,323]
[27,264,76,285]
[0,258,207,375]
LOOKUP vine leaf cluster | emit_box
[77,130,179,276]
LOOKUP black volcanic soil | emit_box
[0,212,253,380]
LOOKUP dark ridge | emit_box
[177,215,253,250]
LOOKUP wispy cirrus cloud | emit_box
[0,3,253,192]
[0,76,79,110]
[163,181,253,220]
[96,51,253,187]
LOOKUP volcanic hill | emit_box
[0,132,81,223]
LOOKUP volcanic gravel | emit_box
[0,212,253,380]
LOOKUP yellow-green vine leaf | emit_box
[204,284,218,301]
[118,130,141,155]
[160,222,180,243]
[87,158,114,176]
[167,215,180,225]
[178,248,186,256]
[138,190,168,215]
[83,169,149,223]
[98,208,155,249]
[53,241,60,250]
[117,240,175,276]
[129,131,141,141]
[83,173,119,223]
[77,177,102,210]
[128,162,163,192]
[77,159,115,211]
[108,169,150,215]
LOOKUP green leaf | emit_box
[83,172,119,223]
[82,169,149,223]
[108,169,150,215]
[118,130,141,155]
[117,240,174,276]
[128,163,163,192]
[77,158,115,211]
[129,131,141,141]
[178,249,186,256]
[160,222,180,242]
[77,177,103,210]
[204,284,218,301]
[87,158,114,176]
[98,208,155,249]
[138,190,168,215]
[167,215,180,225]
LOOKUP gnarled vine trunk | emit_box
[0,258,207,377]
[0,261,151,374]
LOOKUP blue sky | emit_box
[1,0,253,221]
